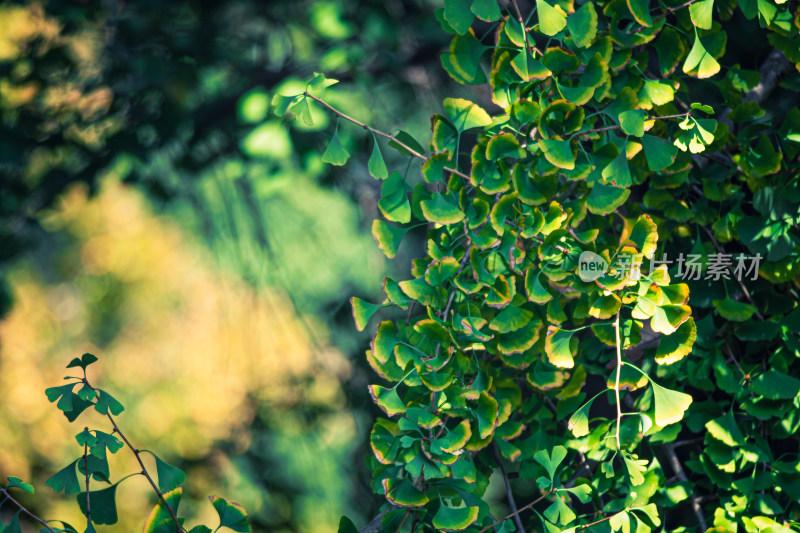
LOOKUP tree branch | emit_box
[0,488,58,533]
[493,441,526,533]
[663,442,706,529]
[84,434,91,528]
[478,489,555,533]
[84,378,185,533]
[303,92,471,181]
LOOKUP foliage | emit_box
[0,180,358,533]
[0,355,251,533]
[276,0,800,531]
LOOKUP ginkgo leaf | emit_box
[650,379,693,426]
[545,326,577,368]
[642,134,677,170]
[689,0,715,30]
[368,134,389,179]
[567,2,598,47]
[432,506,480,531]
[421,194,465,224]
[534,445,567,483]
[627,214,658,259]
[371,220,407,259]
[539,139,575,169]
[587,183,630,215]
[443,97,492,132]
[321,122,350,165]
[655,318,697,365]
[626,0,652,27]
[537,0,567,36]
[683,31,720,79]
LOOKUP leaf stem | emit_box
[573,112,690,139]
[83,378,185,533]
[629,0,703,33]
[303,92,471,181]
[84,433,91,529]
[0,488,58,533]
[477,489,556,533]
[614,304,623,450]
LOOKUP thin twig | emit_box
[614,304,623,450]
[573,113,690,139]
[664,443,706,528]
[303,92,471,181]
[84,433,91,528]
[493,442,526,533]
[477,489,555,533]
[577,512,619,530]
[629,0,702,33]
[0,488,58,533]
[394,509,411,533]
[698,225,764,320]
[83,379,185,533]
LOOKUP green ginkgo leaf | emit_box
[602,151,632,188]
[525,268,553,304]
[534,445,567,482]
[544,497,576,525]
[368,385,407,416]
[338,517,359,533]
[210,496,251,532]
[421,194,465,224]
[443,97,492,132]
[77,484,119,525]
[382,477,429,507]
[610,510,632,533]
[143,489,183,533]
[587,183,631,215]
[351,297,383,331]
[538,139,575,169]
[655,318,697,365]
[537,0,567,36]
[705,410,745,446]
[47,460,81,495]
[471,0,501,21]
[511,49,552,81]
[487,132,525,159]
[151,453,186,492]
[683,31,720,79]
[321,122,350,165]
[568,390,607,437]
[689,0,715,29]
[432,420,472,454]
[641,134,677,170]
[371,220,407,259]
[567,2,598,47]
[626,0,652,26]
[432,506,480,531]
[6,476,34,494]
[619,110,646,137]
[443,0,474,34]
[627,214,658,258]
[713,298,756,322]
[378,172,410,223]
[622,455,648,486]
[368,134,389,179]
[473,390,499,438]
[650,304,691,335]
[650,379,693,426]
[545,326,577,368]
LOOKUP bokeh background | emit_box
[0,0,474,531]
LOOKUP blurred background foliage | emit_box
[0,0,465,531]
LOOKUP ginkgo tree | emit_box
[274,0,800,531]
